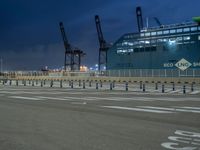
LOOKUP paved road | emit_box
[0,85,200,150]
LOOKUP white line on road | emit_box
[101,106,173,113]
[138,106,200,114]
[9,96,42,100]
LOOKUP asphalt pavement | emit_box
[0,85,200,150]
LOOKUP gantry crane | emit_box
[95,15,110,71]
[59,22,85,71]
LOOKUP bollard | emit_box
[50,80,53,87]
[32,80,34,86]
[89,81,92,87]
[79,80,81,87]
[100,81,102,88]
[155,83,158,90]
[29,80,31,85]
[60,80,63,88]
[125,82,128,91]
[191,83,194,92]
[24,80,26,86]
[9,80,12,86]
[3,80,5,85]
[110,83,112,90]
[41,81,43,87]
[183,85,186,94]
[44,80,46,85]
[162,84,165,93]
[71,81,73,88]
[83,81,85,89]
[16,80,18,86]
[172,83,175,91]
[143,84,145,92]
[113,82,115,88]
[96,82,98,90]
[140,82,142,89]
[68,81,71,87]
[36,80,38,85]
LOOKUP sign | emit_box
[175,58,192,71]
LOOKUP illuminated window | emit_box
[183,28,190,32]
[163,30,169,34]
[183,36,190,40]
[198,35,200,40]
[191,27,197,31]
[140,33,145,37]
[198,27,200,30]
[177,28,182,33]
[176,37,182,41]
[170,29,176,34]
[157,31,162,35]
[151,32,156,36]
[145,32,150,36]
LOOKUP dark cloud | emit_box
[0,0,199,70]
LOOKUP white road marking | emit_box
[177,107,200,110]
[9,96,42,100]
[102,106,173,113]
[71,102,87,105]
[161,130,200,149]
[138,106,200,114]
[36,96,72,101]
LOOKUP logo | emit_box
[175,58,192,71]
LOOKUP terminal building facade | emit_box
[107,22,200,77]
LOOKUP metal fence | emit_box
[106,69,200,77]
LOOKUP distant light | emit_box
[95,64,98,67]
[168,40,176,46]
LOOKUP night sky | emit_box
[0,0,200,71]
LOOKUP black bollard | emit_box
[24,80,26,86]
[191,83,194,92]
[16,80,18,86]
[96,82,98,90]
[113,82,115,88]
[50,80,53,87]
[79,80,81,87]
[9,80,12,86]
[36,80,38,85]
[143,84,145,92]
[100,81,102,88]
[110,83,113,90]
[41,81,43,87]
[71,81,73,88]
[162,84,165,93]
[60,80,63,88]
[44,80,46,85]
[83,81,85,89]
[172,83,175,91]
[89,81,92,87]
[183,85,186,94]
[32,81,34,86]
[140,82,142,89]
[155,83,158,90]
[125,82,128,91]
[29,80,31,85]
